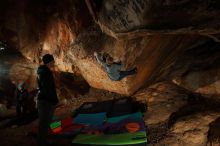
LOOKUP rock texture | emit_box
[158,113,220,146]
[1,1,220,146]
[86,0,220,39]
[0,46,38,108]
[134,81,220,145]
[135,81,188,125]
[170,40,220,97]
[65,32,209,95]
[1,0,220,95]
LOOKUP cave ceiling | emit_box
[0,0,220,95]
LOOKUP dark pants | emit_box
[118,68,137,80]
[37,100,55,146]
[16,100,27,116]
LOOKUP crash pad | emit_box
[107,112,143,123]
[72,131,147,145]
[74,112,106,126]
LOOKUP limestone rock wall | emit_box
[66,31,209,95]
[0,0,220,96]
[86,0,220,38]
[170,40,220,97]
[0,47,36,106]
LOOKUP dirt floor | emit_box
[0,88,124,146]
[0,106,72,146]
[1,87,220,146]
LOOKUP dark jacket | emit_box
[37,65,58,105]
[15,88,28,102]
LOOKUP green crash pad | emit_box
[72,131,147,145]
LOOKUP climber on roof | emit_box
[94,52,137,81]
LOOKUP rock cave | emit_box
[0,0,220,146]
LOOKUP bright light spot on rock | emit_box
[0,47,4,50]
